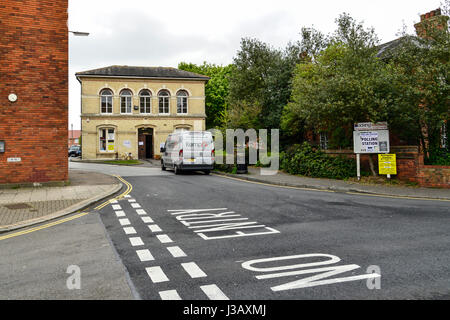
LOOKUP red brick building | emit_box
[0,0,68,185]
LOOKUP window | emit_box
[175,127,190,132]
[100,89,113,113]
[99,128,115,152]
[158,90,170,114]
[176,90,188,114]
[320,132,328,150]
[139,89,151,114]
[120,89,133,114]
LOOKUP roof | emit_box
[75,65,210,81]
[376,35,423,59]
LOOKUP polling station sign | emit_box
[353,130,390,154]
[378,154,397,175]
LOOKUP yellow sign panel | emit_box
[378,154,397,175]
[107,144,115,151]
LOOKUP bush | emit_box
[428,148,450,166]
[280,142,356,179]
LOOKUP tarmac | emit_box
[0,161,448,233]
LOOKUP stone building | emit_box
[75,66,209,160]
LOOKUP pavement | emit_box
[0,169,122,232]
[0,160,448,233]
[213,166,450,201]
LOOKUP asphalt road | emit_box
[89,163,450,300]
[2,162,449,301]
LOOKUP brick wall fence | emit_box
[0,1,68,184]
[325,146,450,188]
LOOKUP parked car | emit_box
[68,145,81,157]
[160,131,214,175]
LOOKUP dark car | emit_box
[68,145,81,157]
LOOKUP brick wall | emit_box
[417,165,450,188]
[0,0,68,184]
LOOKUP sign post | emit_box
[353,122,390,180]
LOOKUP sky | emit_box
[68,0,444,129]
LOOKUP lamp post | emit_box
[69,31,90,36]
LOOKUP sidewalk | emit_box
[0,170,122,232]
[214,167,450,201]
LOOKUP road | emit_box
[2,162,450,300]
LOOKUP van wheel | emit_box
[174,165,180,175]
[203,170,210,175]
[161,161,166,171]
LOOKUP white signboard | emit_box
[353,130,389,154]
[354,122,388,131]
[7,157,21,162]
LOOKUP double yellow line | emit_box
[0,175,133,241]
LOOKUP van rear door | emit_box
[182,132,214,165]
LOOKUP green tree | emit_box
[178,62,232,129]
[227,38,300,130]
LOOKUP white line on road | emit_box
[131,203,141,209]
[136,249,154,262]
[167,246,187,258]
[115,210,126,217]
[125,195,131,198]
[136,209,147,215]
[141,216,154,224]
[181,262,207,278]
[110,200,118,204]
[128,199,136,203]
[112,204,122,210]
[148,224,162,233]
[200,284,229,300]
[129,237,144,246]
[159,290,182,300]
[146,266,170,283]
[157,234,173,244]
[123,227,137,235]
[119,218,131,226]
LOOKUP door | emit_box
[138,134,146,159]
[145,134,153,158]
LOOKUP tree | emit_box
[227,38,300,130]
[282,14,394,149]
[178,62,232,129]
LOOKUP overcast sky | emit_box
[68,0,443,129]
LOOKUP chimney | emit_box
[414,8,449,38]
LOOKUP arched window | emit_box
[176,90,188,114]
[158,90,170,114]
[120,89,133,114]
[100,89,113,114]
[139,89,151,114]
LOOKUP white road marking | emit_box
[141,216,154,224]
[129,237,144,246]
[110,200,118,204]
[131,203,141,209]
[136,209,147,215]
[200,284,229,300]
[167,246,187,258]
[181,262,207,278]
[146,266,169,283]
[112,204,122,210]
[119,218,131,226]
[136,249,154,262]
[159,290,182,300]
[123,227,137,235]
[115,210,126,217]
[148,224,162,233]
[128,199,136,203]
[157,234,173,243]
[124,195,131,198]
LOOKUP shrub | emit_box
[280,142,356,179]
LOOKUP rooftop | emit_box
[76,65,210,81]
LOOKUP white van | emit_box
[160,131,215,174]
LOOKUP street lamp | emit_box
[69,31,90,36]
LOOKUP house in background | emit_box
[75,66,209,160]
[68,130,81,147]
